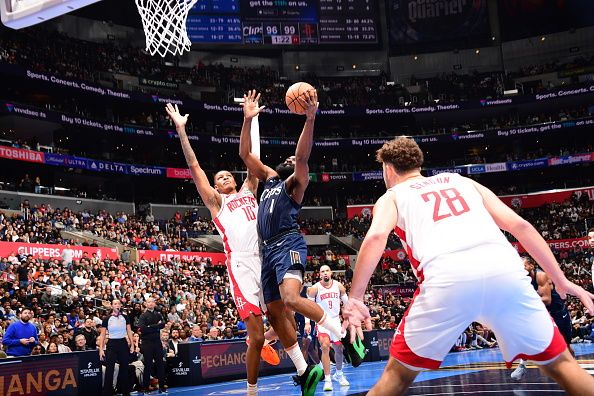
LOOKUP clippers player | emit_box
[341,137,594,396]
[166,103,278,395]
[511,256,574,381]
[307,265,350,391]
[240,90,356,396]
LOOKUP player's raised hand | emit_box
[556,278,594,315]
[300,89,319,120]
[165,103,189,129]
[341,297,370,342]
[241,90,265,119]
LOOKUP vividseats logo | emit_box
[480,98,513,106]
[5,103,14,112]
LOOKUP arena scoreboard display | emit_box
[187,0,378,45]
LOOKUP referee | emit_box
[138,297,167,393]
[99,299,134,396]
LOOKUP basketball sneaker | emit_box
[341,328,367,368]
[246,336,280,365]
[333,372,350,386]
[293,365,324,396]
[323,379,333,391]
[511,363,527,381]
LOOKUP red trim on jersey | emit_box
[213,217,231,256]
[213,217,261,320]
[225,259,262,320]
[505,320,566,369]
[320,280,334,289]
[390,270,441,370]
[394,226,421,270]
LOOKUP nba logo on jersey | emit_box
[290,250,301,265]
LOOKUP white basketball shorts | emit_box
[391,246,566,370]
[226,252,266,320]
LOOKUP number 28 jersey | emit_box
[391,173,516,272]
[213,186,259,254]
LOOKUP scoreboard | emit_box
[186,0,378,45]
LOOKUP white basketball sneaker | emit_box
[511,363,527,381]
[333,372,350,386]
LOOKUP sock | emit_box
[286,343,308,376]
[518,359,526,367]
[325,374,331,382]
[335,369,342,376]
[247,382,258,395]
[318,313,343,339]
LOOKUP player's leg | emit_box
[266,299,323,396]
[228,255,272,392]
[279,277,328,329]
[262,243,323,396]
[245,313,265,389]
[368,357,419,396]
[331,342,349,386]
[538,349,594,395]
[318,334,333,391]
[384,273,477,394]
[554,309,575,357]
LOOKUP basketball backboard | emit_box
[1,0,101,29]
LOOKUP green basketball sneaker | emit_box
[342,328,367,367]
[292,364,324,396]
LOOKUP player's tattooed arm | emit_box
[166,103,221,212]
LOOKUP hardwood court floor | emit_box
[157,343,594,395]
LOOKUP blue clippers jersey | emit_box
[257,177,301,241]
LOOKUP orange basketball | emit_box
[285,82,315,115]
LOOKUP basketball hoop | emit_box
[134,0,197,57]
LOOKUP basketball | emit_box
[285,82,316,114]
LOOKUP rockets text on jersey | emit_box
[314,280,341,318]
[213,186,259,254]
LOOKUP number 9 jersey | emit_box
[392,172,519,276]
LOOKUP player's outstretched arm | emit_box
[239,90,276,181]
[287,89,318,204]
[166,103,221,213]
[472,179,594,314]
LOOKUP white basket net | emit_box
[135,0,198,57]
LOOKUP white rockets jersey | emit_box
[391,173,518,274]
[213,185,259,254]
[314,280,342,318]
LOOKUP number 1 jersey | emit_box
[213,186,259,254]
[257,177,301,241]
[391,172,516,273]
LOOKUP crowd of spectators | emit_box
[0,192,592,393]
[2,27,594,115]
[0,201,215,252]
